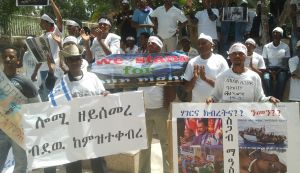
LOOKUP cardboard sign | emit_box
[21,91,147,170]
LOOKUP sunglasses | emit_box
[66,56,82,61]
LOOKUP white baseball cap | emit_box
[63,36,78,46]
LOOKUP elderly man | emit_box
[45,44,109,173]
[206,42,279,103]
[183,33,228,102]
[262,27,290,100]
[138,36,175,173]
[150,0,187,52]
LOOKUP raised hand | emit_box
[80,29,90,42]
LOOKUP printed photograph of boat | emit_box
[238,119,287,148]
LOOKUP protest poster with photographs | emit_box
[16,0,49,6]
[25,36,52,63]
[171,102,300,173]
[222,7,248,22]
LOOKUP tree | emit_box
[0,0,34,34]
[261,0,271,44]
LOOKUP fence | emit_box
[0,14,97,39]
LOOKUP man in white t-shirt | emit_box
[31,0,63,102]
[183,33,228,102]
[138,36,175,173]
[244,38,266,76]
[289,40,300,101]
[150,0,187,52]
[45,44,109,173]
[262,27,290,100]
[206,43,279,103]
[82,17,121,63]
[191,0,219,42]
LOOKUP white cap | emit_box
[98,18,111,26]
[245,38,256,46]
[272,27,283,36]
[148,36,163,49]
[63,36,78,46]
[41,14,54,24]
[297,40,300,47]
[228,42,247,55]
[126,36,135,41]
[198,33,213,44]
[122,0,129,4]
[66,20,80,27]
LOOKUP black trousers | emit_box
[44,157,108,173]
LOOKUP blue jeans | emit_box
[262,70,289,100]
[235,22,246,42]
[220,21,231,56]
[0,130,27,173]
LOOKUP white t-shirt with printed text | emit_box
[211,68,268,102]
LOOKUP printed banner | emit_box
[171,102,300,173]
[21,91,147,170]
[0,70,27,149]
[90,52,189,88]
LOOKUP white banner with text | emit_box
[21,91,147,170]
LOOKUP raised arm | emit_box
[50,0,62,32]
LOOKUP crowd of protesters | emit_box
[1,0,300,173]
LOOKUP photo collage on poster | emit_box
[238,119,288,173]
[177,118,224,173]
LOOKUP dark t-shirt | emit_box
[8,74,38,99]
[115,10,137,41]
